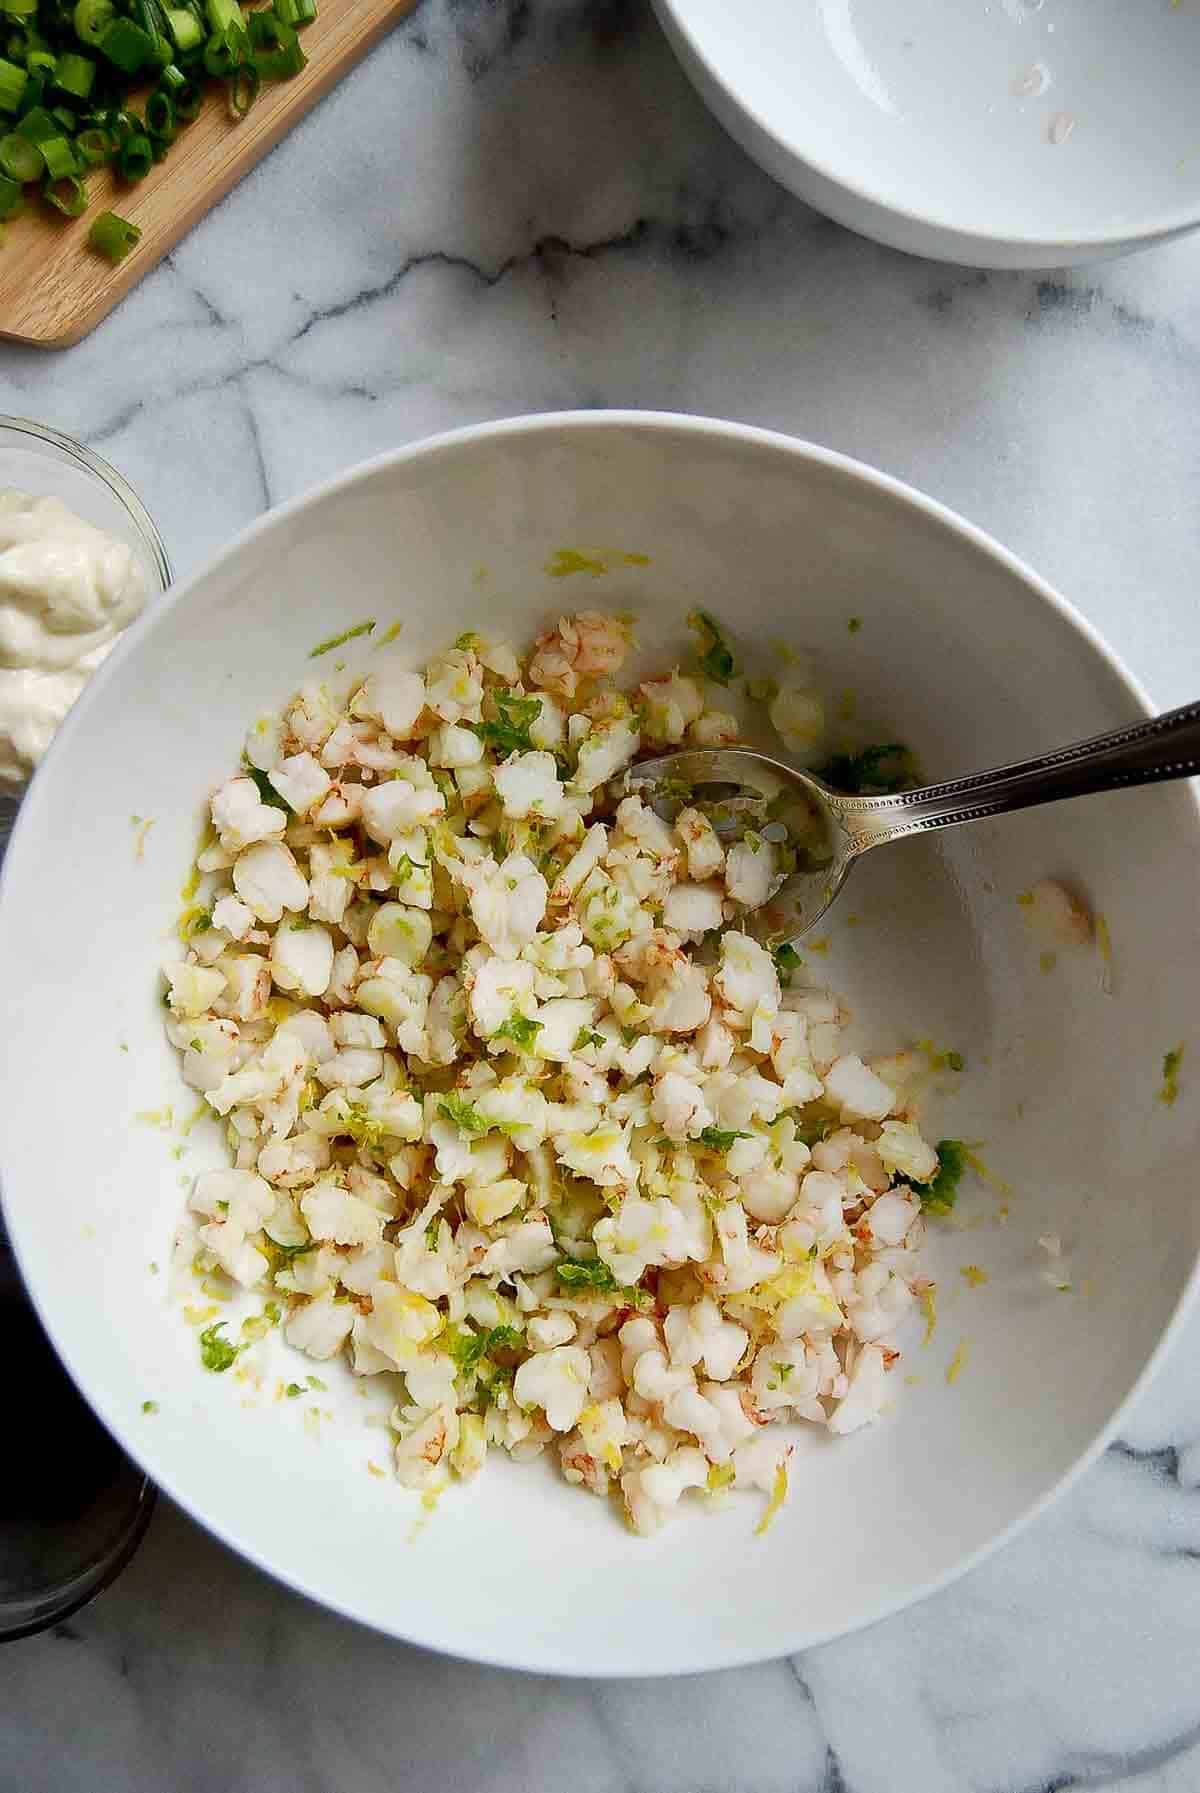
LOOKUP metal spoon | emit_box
[623,699,1200,950]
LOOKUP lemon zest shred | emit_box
[1095,912,1113,967]
[179,1101,208,1137]
[1158,1043,1185,1108]
[546,548,606,577]
[963,1145,1012,1198]
[755,1457,790,1536]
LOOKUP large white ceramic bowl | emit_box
[654,0,1200,267]
[2,413,1198,1676]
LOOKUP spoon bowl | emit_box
[627,696,1200,945]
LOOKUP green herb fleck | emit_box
[198,1322,241,1374]
[546,548,606,577]
[341,1103,387,1151]
[912,1140,968,1215]
[573,1026,606,1052]
[816,742,917,796]
[699,1126,753,1152]
[306,1375,326,1392]
[285,1383,304,1398]
[309,619,376,659]
[655,773,695,807]
[1159,1044,1185,1107]
[471,688,543,759]
[247,766,292,814]
[773,942,802,987]
[447,1322,524,1375]
[439,1093,488,1136]
[789,1105,838,1147]
[847,616,863,634]
[454,630,483,651]
[141,1399,159,1414]
[686,608,738,685]
[240,1305,282,1344]
[555,1256,618,1291]
[946,1050,965,1073]
[492,1013,543,1052]
[474,1365,515,1409]
[268,1235,318,1263]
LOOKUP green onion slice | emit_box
[225,58,256,116]
[72,0,113,44]
[170,74,201,118]
[53,49,94,97]
[163,6,201,51]
[116,129,152,178]
[144,86,174,136]
[74,123,110,164]
[0,126,39,177]
[42,168,86,214]
[0,53,27,109]
[37,131,75,176]
[88,205,139,260]
[98,16,156,72]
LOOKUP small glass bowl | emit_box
[0,419,168,1641]
[0,415,171,599]
[0,416,172,837]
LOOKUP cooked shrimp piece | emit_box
[527,611,629,701]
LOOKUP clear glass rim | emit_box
[0,415,172,594]
[0,1476,157,1643]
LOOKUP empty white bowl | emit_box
[654,0,1200,266]
[2,413,1199,1675]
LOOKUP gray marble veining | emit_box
[5,2,1200,1787]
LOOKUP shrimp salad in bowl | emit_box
[164,607,952,1537]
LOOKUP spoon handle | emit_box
[830,699,1200,852]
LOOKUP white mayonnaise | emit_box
[0,490,147,784]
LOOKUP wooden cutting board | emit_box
[0,0,418,349]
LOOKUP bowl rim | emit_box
[3,409,1199,1676]
[651,0,1200,260]
[0,414,173,594]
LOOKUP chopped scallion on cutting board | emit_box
[0,0,316,251]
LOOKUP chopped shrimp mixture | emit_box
[165,610,940,1535]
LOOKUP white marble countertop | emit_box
[6,1,1200,1786]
